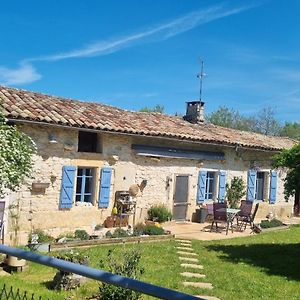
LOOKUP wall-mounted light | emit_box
[48,134,58,144]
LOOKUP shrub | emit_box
[112,228,129,238]
[260,219,284,229]
[143,224,165,235]
[55,250,89,265]
[133,223,146,236]
[29,229,54,243]
[98,248,144,300]
[226,177,246,208]
[105,231,112,238]
[147,204,172,223]
[74,229,89,240]
[95,224,104,230]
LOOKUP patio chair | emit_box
[205,203,214,222]
[236,200,253,231]
[238,202,259,231]
[210,203,232,235]
[0,201,5,244]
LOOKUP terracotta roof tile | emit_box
[0,85,297,151]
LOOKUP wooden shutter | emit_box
[59,166,76,209]
[98,167,112,208]
[218,171,226,203]
[269,171,278,204]
[247,170,257,202]
[197,170,207,204]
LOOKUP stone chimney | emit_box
[183,101,205,124]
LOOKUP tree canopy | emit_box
[139,105,164,113]
[273,143,300,199]
[0,109,36,197]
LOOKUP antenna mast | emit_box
[197,59,206,101]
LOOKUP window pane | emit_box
[77,168,83,176]
[85,168,92,176]
[85,177,92,193]
[75,195,81,202]
[84,194,91,202]
[76,177,82,194]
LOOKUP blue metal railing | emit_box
[0,245,203,300]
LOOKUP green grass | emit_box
[1,225,300,299]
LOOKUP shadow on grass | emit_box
[207,243,300,281]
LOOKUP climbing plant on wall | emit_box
[0,108,36,197]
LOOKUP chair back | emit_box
[213,203,227,221]
[251,203,259,222]
[207,204,214,215]
[239,200,253,217]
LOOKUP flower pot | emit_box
[6,255,26,267]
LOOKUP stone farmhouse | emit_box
[0,86,297,244]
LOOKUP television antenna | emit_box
[197,59,206,101]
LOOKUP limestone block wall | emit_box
[4,124,293,245]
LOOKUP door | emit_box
[173,175,189,220]
[294,191,300,216]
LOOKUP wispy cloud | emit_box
[0,2,258,85]
[0,62,41,85]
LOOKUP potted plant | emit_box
[226,177,246,209]
[28,229,54,252]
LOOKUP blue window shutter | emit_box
[59,166,76,209]
[197,171,207,204]
[247,170,257,202]
[218,171,226,203]
[269,171,278,204]
[99,167,112,208]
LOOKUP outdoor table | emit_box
[216,208,241,232]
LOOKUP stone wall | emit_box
[4,123,293,245]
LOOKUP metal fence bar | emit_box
[0,245,202,300]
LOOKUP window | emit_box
[255,172,265,200]
[78,131,100,153]
[205,172,215,200]
[76,168,94,203]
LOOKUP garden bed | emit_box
[260,224,289,233]
[49,234,175,251]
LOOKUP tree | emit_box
[226,177,246,208]
[273,143,300,199]
[280,122,300,140]
[139,105,164,113]
[0,108,36,197]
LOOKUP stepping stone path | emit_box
[175,239,221,300]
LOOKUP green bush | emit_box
[147,204,172,223]
[112,228,129,238]
[133,223,146,236]
[143,224,165,235]
[105,231,112,238]
[226,177,246,209]
[260,219,284,228]
[99,248,144,300]
[74,229,89,240]
[29,229,54,243]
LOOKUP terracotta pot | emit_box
[6,255,26,267]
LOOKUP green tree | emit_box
[273,143,300,199]
[0,109,36,197]
[280,122,300,140]
[226,177,246,208]
[139,104,164,113]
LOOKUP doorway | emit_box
[173,175,189,220]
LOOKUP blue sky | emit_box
[0,0,299,122]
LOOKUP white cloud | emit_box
[1,2,258,85]
[27,3,255,62]
[0,62,41,85]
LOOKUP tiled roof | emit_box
[0,85,296,151]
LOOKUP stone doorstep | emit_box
[177,251,197,256]
[179,243,193,247]
[183,282,213,289]
[179,257,198,262]
[176,247,194,251]
[176,239,192,243]
[180,272,206,278]
[196,295,221,300]
[181,263,203,269]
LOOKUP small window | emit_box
[205,172,215,200]
[76,168,94,203]
[78,131,100,153]
[255,172,265,200]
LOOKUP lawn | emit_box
[1,225,300,300]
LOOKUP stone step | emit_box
[180,272,206,278]
[176,247,194,251]
[176,239,192,243]
[181,263,203,269]
[179,243,193,248]
[177,251,197,256]
[179,257,198,262]
[183,282,213,289]
[196,296,221,300]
